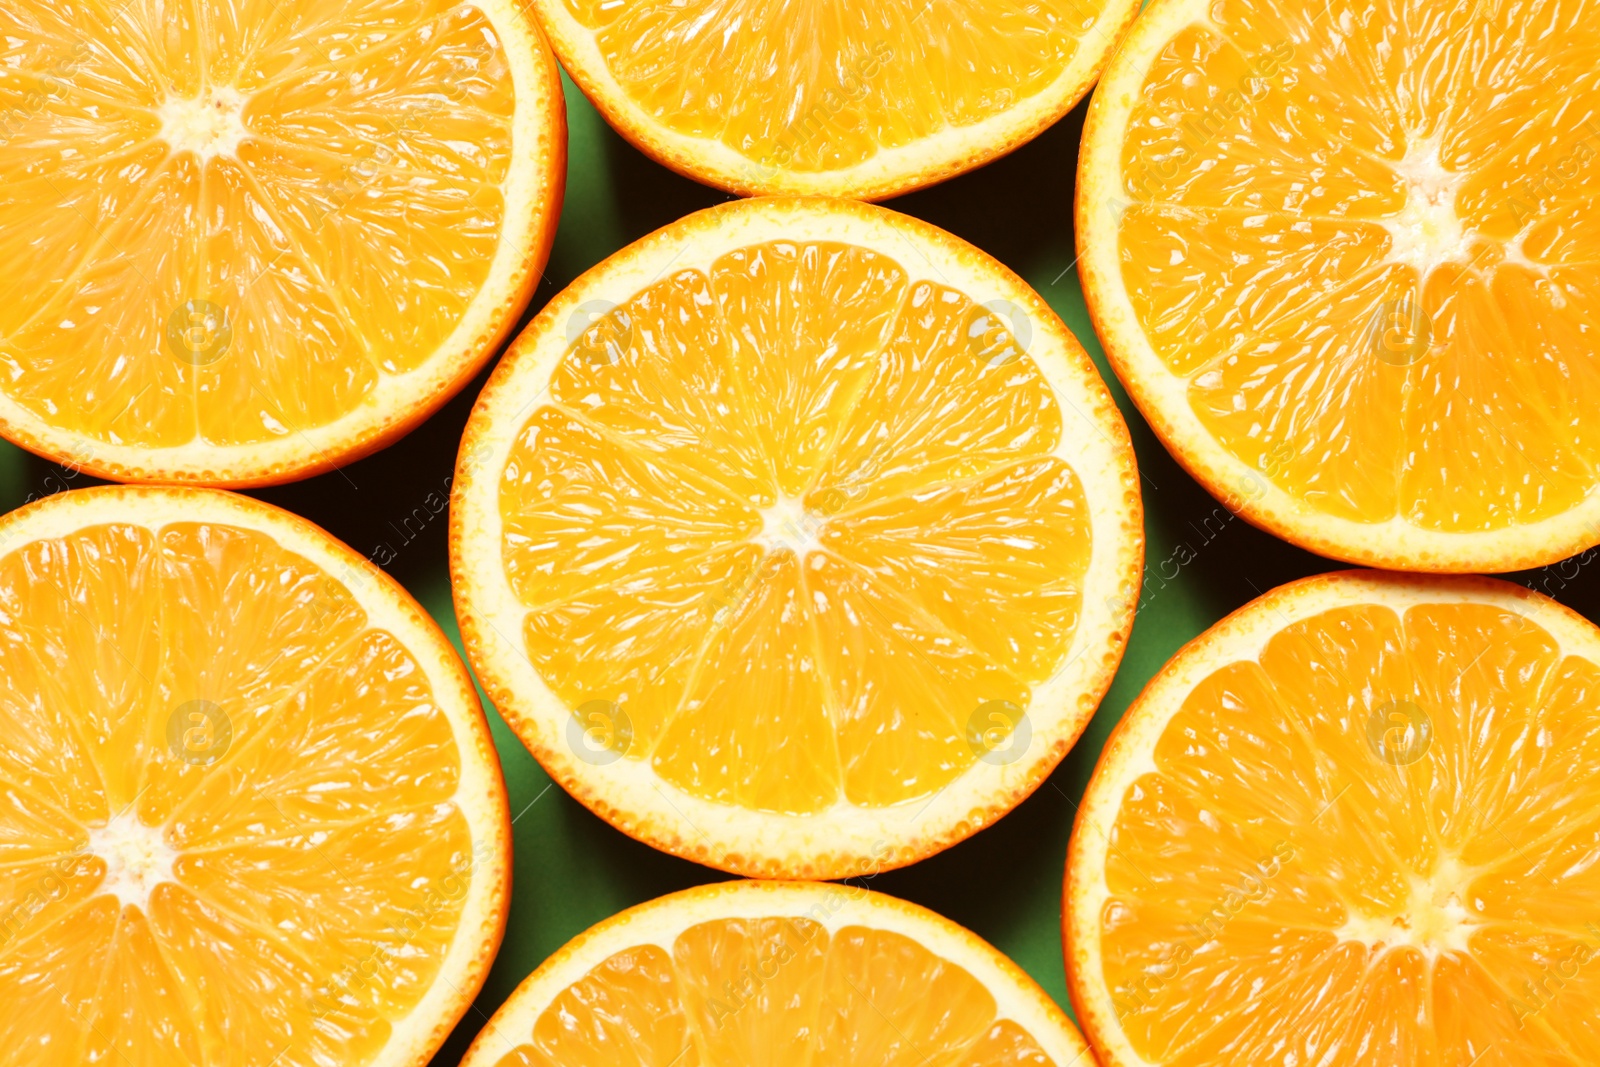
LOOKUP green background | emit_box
[7,72,1595,1064]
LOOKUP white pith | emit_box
[157,87,249,161]
[89,813,178,911]
[1379,135,1473,277]
[755,495,825,557]
[1332,855,1481,958]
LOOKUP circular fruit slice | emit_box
[0,486,509,1067]
[1066,570,1600,1067]
[459,879,1093,1067]
[0,0,564,486]
[527,0,1139,199]
[1078,0,1600,572]
[451,196,1142,878]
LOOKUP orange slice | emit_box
[451,196,1141,878]
[1077,0,1600,571]
[0,485,509,1067]
[458,880,1094,1067]
[1065,570,1600,1066]
[527,0,1139,199]
[0,0,564,486]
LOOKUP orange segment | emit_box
[194,149,378,442]
[149,885,392,1064]
[811,281,1065,508]
[452,197,1141,878]
[711,242,907,496]
[521,544,766,757]
[815,925,998,1059]
[0,523,162,816]
[0,896,123,1065]
[175,803,474,1017]
[86,907,208,1067]
[165,630,463,847]
[1067,572,1600,1067]
[526,0,1139,198]
[1078,0,1600,570]
[821,457,1091,683]
[458,882,1095,1067]
[807,552,1028,808]
[672,917,829,1062]
[139,520,372,827]
[0,0,562,485]
[5,153,204,450]
[653,552,841,815]
[519,944,699,1065]
[497,406,757,609]
[0,486,508,1067]
[547,269,772,502]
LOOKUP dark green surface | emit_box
[6,71,1597,1064]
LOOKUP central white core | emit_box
[90,813,177,910]
[158,87,249,160]
[1334,856,1481,958]
[756,495,823,556]
[1380,136,1472,276]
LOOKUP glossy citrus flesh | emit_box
[505,242,1088,816]
[0,0,558,483]
[0,490,505,1067]
[1082,0,1600,567]
[485,921,1056,1066]
[1070,576,1600,1066]
[460,883,1090,1067]
[535,0,1137,196]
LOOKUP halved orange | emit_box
[451,196,1142,879]
[1078,0,1600,571]
[0,0,564,486]
[458,879,1094,1067]
[0,485,509,1067]
[1066,570,1600,1066]
[527,0,1140,199]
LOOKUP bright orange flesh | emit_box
[500,239,1090,816]
[485,915,1057,1067]
[1104,0,1600,536]
[0,0,545,480]
[568,0,1085,173]
[0,506,487,1067]
[1085,583,1600,1065]
[534,0,1135,196]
